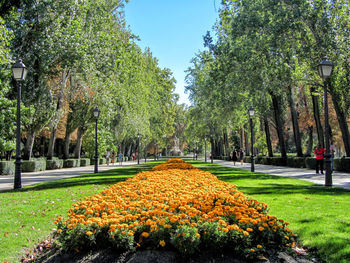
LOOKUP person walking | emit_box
[232,149,238,166]
[314,144,325,174]
[118,152,123,166]
[106,150,110,165]
[239,149,244,165]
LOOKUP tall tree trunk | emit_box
[74,126,86,158]
[23,131,35,160]
[244,124,249,155]
[331,92,350,156]
[264,115,273,157]
[47,69,70,159]
[288,86,303,157]
[306,126,313,156]
[240,128,244,149]
[63,132,71,159]
[310,86,324,148]
[270,92,287,159]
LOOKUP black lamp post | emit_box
[204,137,207,162]
[137,133,140,164]
[210,134,213,164]
[248,106,255,172]
[12,59,28,190]
[318,57,334,187]
[93,107,100,173]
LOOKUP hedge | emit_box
[80,158,90,167]
[46,158,64,170]
[22,159,47,172]
[0,161,15,175]
[63,159,80,168]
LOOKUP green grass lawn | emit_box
[1,160,349,263]
[197,162,350,263]
[0,162,159,263]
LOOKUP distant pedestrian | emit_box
[239,149,244,165]
[106,150,110,165]
[132,153,135,161]
[118,152,123,166]
[314,144,325,174]
[232,150,238,166]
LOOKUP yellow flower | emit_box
[257,244,262,249]
[250,248,255,252]
[56,229,62,234]
[141,232,150,238]
[86,231,93,236]
[159,240,166,247]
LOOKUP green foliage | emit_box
[0,161,15,175]
[63,159,80,168]
[46,159,64,170]
[21,159,47,172]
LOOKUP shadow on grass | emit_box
[2,163,158,193]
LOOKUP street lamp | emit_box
[12,59,28,190]
[248,106,255,172]
[318,56,333,187]
[137,133,140,164]
[93,107,100,173]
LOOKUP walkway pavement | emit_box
[211,159,350,190]
[1,159,349,192]
[0,161,139,191]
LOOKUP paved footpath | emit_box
[211,159,350,190]
[0,161,139,192]
[1,159,349,192]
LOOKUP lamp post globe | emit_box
[12,59,28,190]
[318,57,333,187]
[93,107,100,174]
[248,106,255,172]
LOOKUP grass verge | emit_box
[197,161,350,263]
[0,162,159,262]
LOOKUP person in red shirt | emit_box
[314,144,325,174]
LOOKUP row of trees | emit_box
[0,0,184,160]
[185,0,350,158]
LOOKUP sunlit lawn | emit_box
[1,160,349,263]
[197,162,350,263]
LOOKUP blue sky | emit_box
[124,1,219,105]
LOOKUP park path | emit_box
[211,159,350,190]
[0,161,139,191]
[1,158,349,191]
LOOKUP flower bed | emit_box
[55,158,295,259]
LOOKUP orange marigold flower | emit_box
[141,232,150,238]
[246,228,253,232]
[250,248,255,252]
[257,245,262,249]
[56,229,62,234]
[258,226,265,231]
[86,231,93,236]
[159,240,166,247]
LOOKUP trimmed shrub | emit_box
[80,158,90,167]
[99,158,106,165]
[333,158,343,171]
[305,157,316,169]
[270,157,286,166]
[0,161,15,175]
[243,156,251,163]
[22,159,47,172]
[63,159,80,168]
[255,155,263,164]
[261,157,271,165]
[344,157,350,172]
[286,157,294,167]
[293,157,306,168]
[46,159,64,170]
